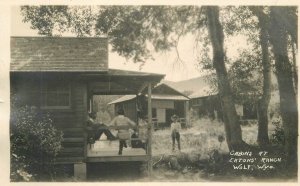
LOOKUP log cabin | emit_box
[189,86,223,121]
[168,76,258,123]
[108,83,190,129]
[10,36,164,179]
[189,86,258,123]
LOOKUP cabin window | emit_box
[41,82,71,109]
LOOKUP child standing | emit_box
[170,114,181,151]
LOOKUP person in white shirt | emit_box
[170,114,181,151]
[110,108,136,155]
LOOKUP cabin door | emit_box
[165,109,174,127]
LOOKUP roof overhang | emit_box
[149,94,189,101]
[84,69,165,95]
[11,69,165,95]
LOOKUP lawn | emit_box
[152,118,276,156]
[147,118,282,181]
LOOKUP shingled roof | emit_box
[10,37,108,72]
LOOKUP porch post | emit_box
[147,82,153,177]
[83,84,88,159]
[185,100,190,128]
[135,94,139,124]
[89,96,93,113]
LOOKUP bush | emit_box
[270,118,285,146]
[10,105,63,181]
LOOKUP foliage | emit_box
[10,104,63,181]
[270,118,285,146]
[21,6,70,36]
[21,5,202,63]
[222,6,260,41]
[10,153,33,181]
[228,49,263,104]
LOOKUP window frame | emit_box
[41,81,72,110]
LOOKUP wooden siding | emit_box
[190,95,223,121]
[56,81,87,163]
[11,74,87,164]
[152,100,174,109]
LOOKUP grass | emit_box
[153,118,277,156]
[153,118,227,156]
[51,118,283,182]
[152,119,290,181]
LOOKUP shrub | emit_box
[270,118,285,146]
[10,105,63,181]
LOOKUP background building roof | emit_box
[189,86,218,99]
[163,75,218,98]
[108,82,189,105]
[108,95,136,105]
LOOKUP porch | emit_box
[10,37,165,180]
[86,139,148,162]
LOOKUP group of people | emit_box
[87,108,148,155]
[87,108,182,155]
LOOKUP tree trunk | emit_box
[206,6,245,150]
[269,7,298,173]
[251,7,271,147]
[291,43,297,95]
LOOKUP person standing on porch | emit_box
[170,114,181,151]
[110,108,136,155]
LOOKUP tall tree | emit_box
[205,6,244,150]
[221,6,273,148]
[249,7,271,147]
[268,6,298,172]
[291,43,298,94]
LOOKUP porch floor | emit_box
[87,140,147,158]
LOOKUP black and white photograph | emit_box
[0,0,298,183]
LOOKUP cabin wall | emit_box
[151,100,187,128]
[152,100,174,109]
[11,74,87,163]
[190,95,223,121]
[57,81,87,163]
[190,95,259,122]
[112,98,187,128]
[114,99,137,123]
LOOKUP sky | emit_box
[11,6,206,82]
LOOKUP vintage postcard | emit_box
[0,0,299,184]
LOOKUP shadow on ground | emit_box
[87,162,144,181]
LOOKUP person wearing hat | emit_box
[170,114,181,151]
[109,108,136,155]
